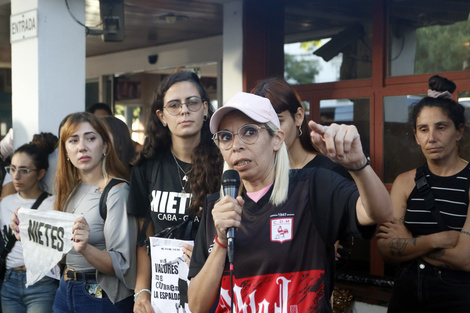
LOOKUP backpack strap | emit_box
[31,192,49,210]
[99,178,127,221]
[414,166,450,231]
[2,191,50,259]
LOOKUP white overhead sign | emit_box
[10,10,38,43]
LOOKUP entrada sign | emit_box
[11,10,38,43]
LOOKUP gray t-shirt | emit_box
[64,181,137,303]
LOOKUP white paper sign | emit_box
[10,10,38,43]
[18,208,76,287]
[149,237,194,313]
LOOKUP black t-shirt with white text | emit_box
[128,150,198,235]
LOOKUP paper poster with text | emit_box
[18,208,76,287]
[149,237,194,313]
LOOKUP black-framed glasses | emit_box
[213,124,267,150]
[5,166,38,176]
[164,96,204,116]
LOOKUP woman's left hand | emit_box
[377,221,412,240]
[182,243,193,267]
[72,216,90,253]
[308,121,366,169]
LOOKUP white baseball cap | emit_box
[210,92,281,134]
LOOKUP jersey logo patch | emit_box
[271,218,293,243]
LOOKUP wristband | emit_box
[345,155,370,172]
[215,235,227,249]
[134,289,151,302]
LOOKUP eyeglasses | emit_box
[213,124,267,150]
[164,96,204,116]
[5,166,38,176]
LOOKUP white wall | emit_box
[11,0,85,147]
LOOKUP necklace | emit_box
[171,152,193,192]
[66,181,101,214]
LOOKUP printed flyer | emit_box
[149,237,194,313]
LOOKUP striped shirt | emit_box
[405,163,470,236]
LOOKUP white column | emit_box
[222,0,243,104]
[11,0,85,148]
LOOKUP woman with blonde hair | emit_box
[188,92,392,313]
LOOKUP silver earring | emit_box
[162,122,167,127]
[103,152,107,157]
[66,157,70,161]
[298,126,303,137]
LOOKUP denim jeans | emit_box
[53,276,133,313]
[1,268,59,313]
[388,259,470,313]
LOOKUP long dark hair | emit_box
[410,75,465,131]
[137,71,223,216]
[251,77,317,153]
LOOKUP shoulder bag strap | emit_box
[2,191,50,259]
[415,166,450,231]
[31,192,49,210]
[99,178,128,220]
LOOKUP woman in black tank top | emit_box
[377,75,470,313]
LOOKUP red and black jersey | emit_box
[189,167,375,313]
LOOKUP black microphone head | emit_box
[222,169,240,187]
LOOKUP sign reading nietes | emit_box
[10,10,38,43]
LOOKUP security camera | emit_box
[148,54,158,64]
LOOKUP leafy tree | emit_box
[284,53,320,84]
[284,41,322,85]
[415,18,470,73]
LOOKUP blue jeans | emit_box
[1,268,59,313]
[388,259,470,313]
[53,276,133,313]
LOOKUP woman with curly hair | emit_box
[129,71,223,313]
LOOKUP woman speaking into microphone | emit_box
[187,92,393,313]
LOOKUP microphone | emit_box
[222,170,240,264]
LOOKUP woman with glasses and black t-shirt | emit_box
[129,71,223,313]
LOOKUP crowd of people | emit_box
[0,72,466,313]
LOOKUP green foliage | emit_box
[415,19,470,74]
[114,104,141,123]
[114,104,125,116]
[284,53,320,85]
